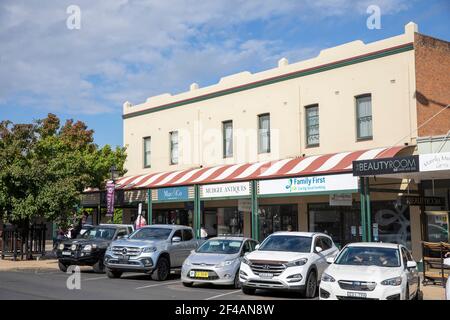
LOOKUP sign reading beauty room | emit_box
[258,174,358,195]
[352,155,419,176]
[201,182,250,198]
[419,152,450,172]
[157,186,189,201]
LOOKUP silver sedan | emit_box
[181,236,259,288]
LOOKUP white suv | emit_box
[239,232,338,298]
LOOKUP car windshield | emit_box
[130,227,172,240]
[258,235,312,253]
[196,240,242,254]
[82,227,115,240]
[335,246,401,267]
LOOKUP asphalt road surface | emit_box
[0,268,313,300]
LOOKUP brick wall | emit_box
[415,33,450,137]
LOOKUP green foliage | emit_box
[0,114,127,225]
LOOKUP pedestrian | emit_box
[200,224,208,239]
[134,212,147,230]
[287,225,293,232]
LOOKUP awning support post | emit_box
[194,185,201,239]
[147,189,152,225]
[365,177,372,242]
[359,177,367,242]
[251,180,259,241]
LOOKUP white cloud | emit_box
[0,0,413,115]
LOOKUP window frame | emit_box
[258,113,271,154]
[143,136,151,168]
[305,104,320,148]
[355,94,373,141]
[222,120,233,158]
[169,131,179,165]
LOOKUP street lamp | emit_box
[110,165,119,182]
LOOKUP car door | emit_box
[170,229,184,267]
[313,237,328,276]
[402,246,419,297]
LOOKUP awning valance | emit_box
[115,146,408,190]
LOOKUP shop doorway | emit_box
[202,207,243,238]
[258,204,298,241]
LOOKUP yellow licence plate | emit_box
[195,272,209,278]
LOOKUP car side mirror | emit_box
[444,258,450,267]
[326,256,335,264]
[172,236,181,243]
[255,244,260,250]
[315,246,323,253]
[406,261,417,269]
[117,235,129,240]
[190,249,196,254]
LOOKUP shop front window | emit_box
[258,204,298,241]
[152,208,193,227]
[203,207,243,237]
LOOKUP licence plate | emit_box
[118,255,129,263]
[259,273,274,278]
[347,291,367,298]
[194,271,209,278]
[62,251,71,256]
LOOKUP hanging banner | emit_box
[106,181,115,217]
[329,194,353,206]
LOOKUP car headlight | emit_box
[217,260,235,268]
[58,243,64,250]
[285,258,308,267]
[82,244,92,252]
[142,247,157,253]
[321,272,336,282]
[71,244,77,251]
[242,256,252,266]
[381,276,402,286]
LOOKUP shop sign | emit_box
[201,182,250,198]
[258,173,358,195]
[401,195,445,206]
[157,186,189,201]
[419,152,450,172]
[352,155,419,176]
[124,189,147,203]
[238,199,252,212]
[329,194,353,206]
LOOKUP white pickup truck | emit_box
[104,224,203,281]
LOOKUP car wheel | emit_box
[106,269,122,279]
[58,261,68,272]
[233,271,241,289]
[304,270,318,299]
[182,282,193,287]
[151,257,170,281]
[242,287,256,295]
[92,260,105,273]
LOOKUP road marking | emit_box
[135,280,180,290]
[205,290,241,300]
[83,276,108,281]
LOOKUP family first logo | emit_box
[285,176,326,192]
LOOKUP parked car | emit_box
[319,242,421,300]
[181,236,259,288]
[445,256,450,300]
[104,224,203,281]
[56,224,134,273]
[240,232,338,298]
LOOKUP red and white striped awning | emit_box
[115,146,407,190]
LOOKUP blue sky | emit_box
[0,0,449,147]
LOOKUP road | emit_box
[0,267,311,300]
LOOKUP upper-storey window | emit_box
[305,104,319,147]
[258,113,271,153]
[356,94,373,140]
[223,120,233,158]
[143,136,151,168]
[170,131,178,165]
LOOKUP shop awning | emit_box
[115,146,408,190]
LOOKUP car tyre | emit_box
[93,260,105,273]
[182,282,193,287]
[233,271,241,289]
[58,261,68,272]
[106,269,122,279]
[151,257,170,281]
[242,287,256,295]
[304,270,318,299]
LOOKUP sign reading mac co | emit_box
[157,186,189,201]
[352,155,419,176]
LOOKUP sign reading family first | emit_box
[200,182,251,199]
[258,173,358,196]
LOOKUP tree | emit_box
[0,114,127,226]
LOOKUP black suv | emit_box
[56,224,134,273]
